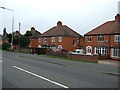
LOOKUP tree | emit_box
[2,42,11,50]
[7,33,12,43]
[20,35,30,47]
[13,35,19,45]
[13,35,30,48]
[24,30,32,37]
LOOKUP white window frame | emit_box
[38,38,41,42]
[44,37,47,42]
[87,36,92,42]
[114,35,120,42]
[94,47,107,55]
[98,35,104,42]
[111,48,120,58]
[59,36,62,42]
[51,37,55,42]
[73,40,76,46]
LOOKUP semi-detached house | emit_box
[84,14,120,60]
[35,21,83,51]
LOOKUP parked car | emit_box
[69,49,83,54]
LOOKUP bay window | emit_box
[94,47,107,55]
[111,48,120,58]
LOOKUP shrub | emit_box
[2,42,11,50]
[46,48,53,52]
[36,48,47,55]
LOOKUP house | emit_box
[29,27,41,48]
[37,21,83,51]
[2,28,9,44]
[84,14,120,60]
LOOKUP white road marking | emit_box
[0,60,2,63]
[13,65,69,88]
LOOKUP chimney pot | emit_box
[115,14,120,22]
[57,21,62,26]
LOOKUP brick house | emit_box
[84,14,120,60]
[36,21,83,51]
[29,27,41,48]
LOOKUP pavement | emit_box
[98,59,120,67]
[1,51,119,88]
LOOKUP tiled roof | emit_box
[85,14,120,36]
[41,23,82,37]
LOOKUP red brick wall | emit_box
[29,38,38,48]
[68,54,98,63]
[84,35,120,60]
[37,36,83,51]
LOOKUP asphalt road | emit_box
[2,51,119,88]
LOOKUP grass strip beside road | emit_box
[40,55,97,63]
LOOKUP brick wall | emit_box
[38,36,83,51]
[29,38,38,48]
[68,54,98,63]
[47,52,98,63]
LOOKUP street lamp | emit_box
[0,6,14,50]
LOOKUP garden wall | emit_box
[68,54,98,63]
[46,52,99,63]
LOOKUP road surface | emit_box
[2,51,119,88]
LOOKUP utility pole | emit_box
[0,6,14,50]
[18,22,21,49]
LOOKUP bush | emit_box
[36,48,47,55]
[2,42,11,50]
[46,48,53,52]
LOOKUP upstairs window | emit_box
[44,37,47,42]
[38,38,41,42]
[51,37,55,42]
[88,36,92,42]
[59,36,62,42]
[98,35,104,42]
[73,40,76,46]
[115,35,120,42]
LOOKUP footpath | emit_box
[98,59,120,67]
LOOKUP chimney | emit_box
[57,21,62,26]
[115,14,120,22]
[31,27,35,31]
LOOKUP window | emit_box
[98,35,104,42]
[59,36,62,42]
[51,37,55,42]
[73,40,76,46]
[111,48,120,58]
[38,38,41,42]
[94,47,107,55]
[88,36,92,42]
[44,37,47,42]
[115,35,120,42]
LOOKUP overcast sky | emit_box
[0,0,119,35]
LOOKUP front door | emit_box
[86,46,92,55]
